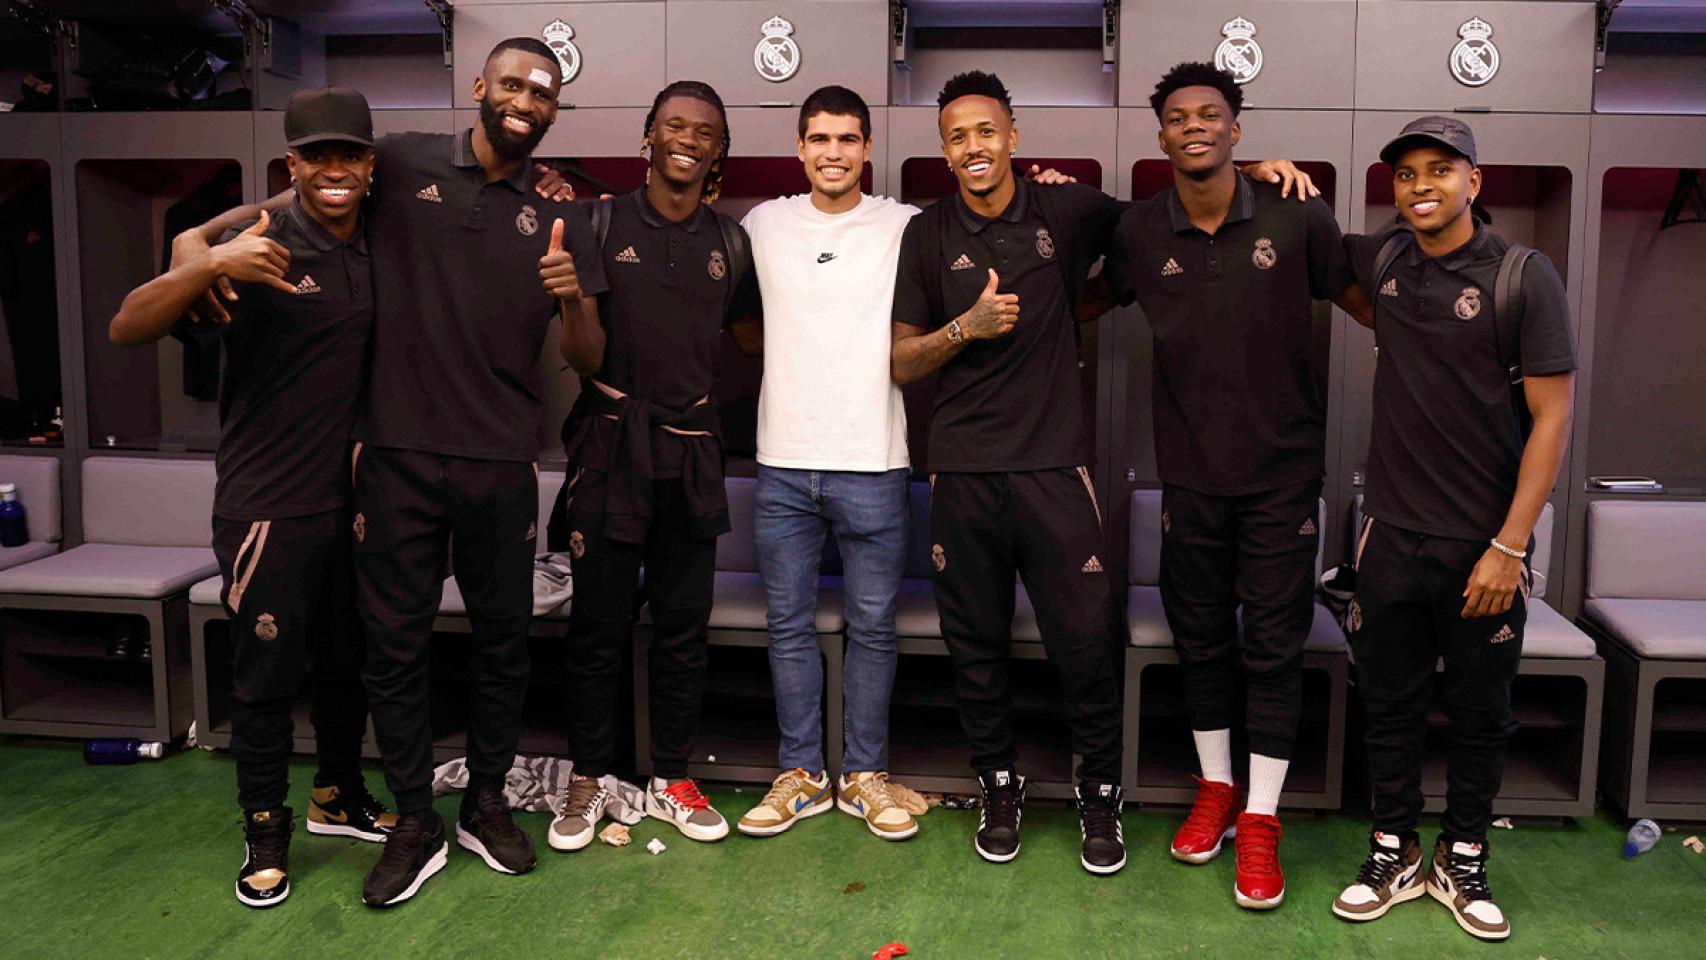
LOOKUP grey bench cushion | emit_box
[1127,585,1347,654]
[82,456,217,548]
[0,540,56,572]
[1523,600,1596,658]
[189,574,223,606]
[893,577,1042,642]
[0,543,217,598]
[1585,598,1706,660]
[1587,500,1706,601]
[707,571,844,633]
[0,454,61,542]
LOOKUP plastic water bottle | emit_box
[83,739,165,765]
[0,482,28,548]
[1624,818,1661,858]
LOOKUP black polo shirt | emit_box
[1106,177,1353,496]
[355,129,608,462]
[892,179,1118,472]
[1348,224,1576,541]
[575,188,759,477]
[178,201,372,521]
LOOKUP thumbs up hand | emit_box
[959,268,1020,340]
[211,209,297,295]
[539,218,582,301]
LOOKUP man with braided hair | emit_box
[545,80,762,852]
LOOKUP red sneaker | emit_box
[1234,811,1285,909]
[1169,776,1240,864]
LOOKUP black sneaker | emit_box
[975,769,1025,863]
[1426,837,1510,941]
[1076,781,1126,875]
[361,810,448,908]
[456,786,537,875]
[235,806,293,909]
[307,783,398,843]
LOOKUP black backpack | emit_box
[1372,231,1536,438]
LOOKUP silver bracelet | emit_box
[1489,538,1526,560]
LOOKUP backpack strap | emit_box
[590,196,615,252]
[1493,243,1534,384]
[1373,230,1411,287]
[713,210,750,297]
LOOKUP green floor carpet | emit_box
[0,738,1700,959]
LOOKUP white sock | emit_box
[1246,753,1290,817]
[1193,729,1234,785]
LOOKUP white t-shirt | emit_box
[742,193,919,472]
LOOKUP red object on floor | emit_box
[1234,811,1286,909]
[872,944,909,959]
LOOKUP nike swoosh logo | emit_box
[320,809,348,823]
[817,253,837,263]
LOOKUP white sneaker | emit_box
[737,768,832,837]
[547,774,610,852]
[646,777,728,842]
[1426,838,1510,941]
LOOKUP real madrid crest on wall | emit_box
[541,19,582,84]
[1449,17,1500,87]
[754,15,802,83]
[1214,17,1262,85]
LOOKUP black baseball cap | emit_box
[284,87,374,149]
[1379,115,1478,167]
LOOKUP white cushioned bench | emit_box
[0,456,216,741]
[1584,499,1706,820]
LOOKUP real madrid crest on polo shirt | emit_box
[1214,16,1263,85]
[754,15,801,83]
[517,204,539,237]
[1450,17,1500,87]
[708,249,727,280]
[1035,227,1056,259]
[1455,286,1483,320]
[542,19,582,84]
[1252,236,1276,270]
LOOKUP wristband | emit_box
[1489,538,1526,560]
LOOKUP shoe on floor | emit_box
[1427,837,1510,941]
[235,806,293,909]
[1233,811,1285,910]
[457,786,537,874]
[1076,781,1126,875]
[548,775,612,852]
[975,769,1025,864]
[837,771,919,841]
[738,768,832,837]
[647,777,728,841]
[1333,831,1425,922]
[1170,775,1240,864]
[361,810,447,908]
[307,783,397,843]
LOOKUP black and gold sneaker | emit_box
[235,806,293,909]
[307,783,398,843]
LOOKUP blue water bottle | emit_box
[0,482,28,548]
[84,739,166,765]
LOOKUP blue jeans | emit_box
[754,465,908,774]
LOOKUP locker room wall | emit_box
[0,0,1697,630]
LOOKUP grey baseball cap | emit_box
[1380,115,1478,167]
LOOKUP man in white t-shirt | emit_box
[734,87,922,842]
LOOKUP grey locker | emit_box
[665,1,888,108]
[1559,113,1706,616]
[63,113,254,454]
[1353,1,1596,113]
[452,2,666,109]
[1119,1,1358,110]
